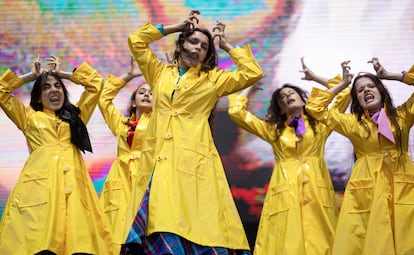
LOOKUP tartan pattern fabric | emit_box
[120,180,251,255]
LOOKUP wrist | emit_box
[221,43,233,52]
[401,71,407,82]
[20,72,37,83]
[56,70,72,79]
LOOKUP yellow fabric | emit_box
[98,74,152,251]
[306,67,414,255]
[227,80,349,255]
[127,22,262,249]
[0,64,115,255]
[403,65,414,85]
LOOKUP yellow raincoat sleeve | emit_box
[326,74,351,113]
[99,74,129,136]
[128,22,165,89]
[397,65,414,126]
[306,87,354,137]
[227,94,274,142]
[0,70,33,132]
[69,61,104,124]
[403,64,414,85]
[210,45,263,97]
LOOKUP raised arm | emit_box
[327,60,353,95]
[300,57,331,86]
[59,58,104,125]
[0,56,44,131]
[368,57,414,85]
[370,57,414,126]
[227,84,273,142]
[211,21,262,96]
[212,21,234,53]
[99,56,143,135]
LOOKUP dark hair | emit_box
[265,83,317,139]
[174,27,218,72]
[30,71,70,111]
[127,88,138,117]
[29,71,92,153]
[350,73,400,139]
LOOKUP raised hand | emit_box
[165,52,175,65]
[299,57,316,81]
[368,57,388,79]
[20,53,44,82]
[212,21,232,51]
[32,53,43,78]
[341,60,353,85]
[178,10,200,32]
[127,56,143,78]
[327,60,353,95]
[163,10,200,35]
[45,55,72,79]
[45,55,60,72]
[299,57,330,86]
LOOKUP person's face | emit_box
[134,83,153,113]
[40,75,65,111]
[355,77,382,113]
[181,31,209,67]
[277,87,305,115]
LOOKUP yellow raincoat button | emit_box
[166,133,172,139]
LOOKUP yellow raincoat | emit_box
[228,76,350,255]
[306,66,414,255]
[128,22,262,249]
[98,74,152,251]
[0,63,114,255]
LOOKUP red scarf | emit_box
[127,118,139,147]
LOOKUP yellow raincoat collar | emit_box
[43,108,56,117]
[178,63,202,76]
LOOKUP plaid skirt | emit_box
[120,178,251,255]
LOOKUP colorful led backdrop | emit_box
[1,0,414,245]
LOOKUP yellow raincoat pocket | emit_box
[316,178,333,208]
[176,137,209,180]
[16,169,49,209]
[102,179,122,212]
[394,172,414,205]
[141,136,156,166]
[268,183,291,216]
[347,178,373,213]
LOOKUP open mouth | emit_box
[49,95,61,102]
[364,94,374,103]
[191,52,199,60]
